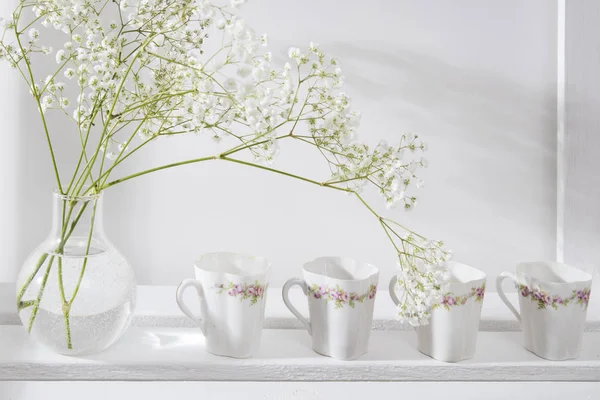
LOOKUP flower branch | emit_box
[2,0,451,346]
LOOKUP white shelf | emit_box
[1,326,599,381]
[2,282,600,382]
[3,382,600,400]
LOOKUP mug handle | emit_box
[496,272,521,322]
[282,278,312,335]
[176,278,207,335]
[388,275,401,306]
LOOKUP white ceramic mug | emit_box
[496,261,592,361]
[176,252,269,358]
[282,257,379,360]
[390,261,486,362]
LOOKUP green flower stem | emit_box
[115,89,198,120]
[56,257,71,348]
[326,175,371,186]
[292,136,356,160]
[13,11,62,193]
[27,255,54,333]
[217,119,291,156]
[383,218,426,240]
[39,56,73,96]
[355,193,409,258]
[219,132,292,158]
[17,201,89,315]
[67,94,107,194]
[19,300,36,308]
[382,220,428,252]
[146,51,245,113]
[98,101,173,183]
[84,102,176,194]
[354,192,380,218]
[221,156,350,194]
[380,220,401,254]
[17,201,78,310]
[69,86,93,185]
[0,43,31,94]
[286,65,302,120]
[102,156,217,190]
[15,13,43,36]
[16,253,49,310]
[355,193,427,304]
[287,78,314,134]
[56,198,98,349]
[68,199,98,306]
[72,34,159,196]
[90,136,154,190]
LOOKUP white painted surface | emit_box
[563,0,600,280]
[557,0,566,263]
[0,0,558,289]
[1,326,599,381]
[0,1,22,293]
[2,382,600,400]
[3,284,600,331]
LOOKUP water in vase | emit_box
[17,247,137,355]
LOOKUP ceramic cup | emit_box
[390,261,486,362]
[282,257,379,360]
[496,261,592,361]
[176,252,269,358]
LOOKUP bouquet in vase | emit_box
[0,0,451,354]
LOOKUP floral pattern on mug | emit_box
[308,284,377,309]
[214,281,266,305]
[433,283,486,311]
[518,284,591,310]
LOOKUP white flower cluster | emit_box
[0,0,451,325]
[270,43,428,210]
[393,236,452,326]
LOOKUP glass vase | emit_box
[16,191,136,355]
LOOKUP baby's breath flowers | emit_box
[2,0,450,341]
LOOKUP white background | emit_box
[0,0,558,289]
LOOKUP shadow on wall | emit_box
[330,42,557,225]
[331,43,556,153]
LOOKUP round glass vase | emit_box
[16,191,136,355]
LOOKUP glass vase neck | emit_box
[49,190,108,257]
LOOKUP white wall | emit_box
[0,0,558,289]
[563,0,600,278]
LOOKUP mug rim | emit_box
[194,252,270,279]
[516,261,592,285]
[444,261,486,293]
[447,261,487,282]
[302,256,379,283]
